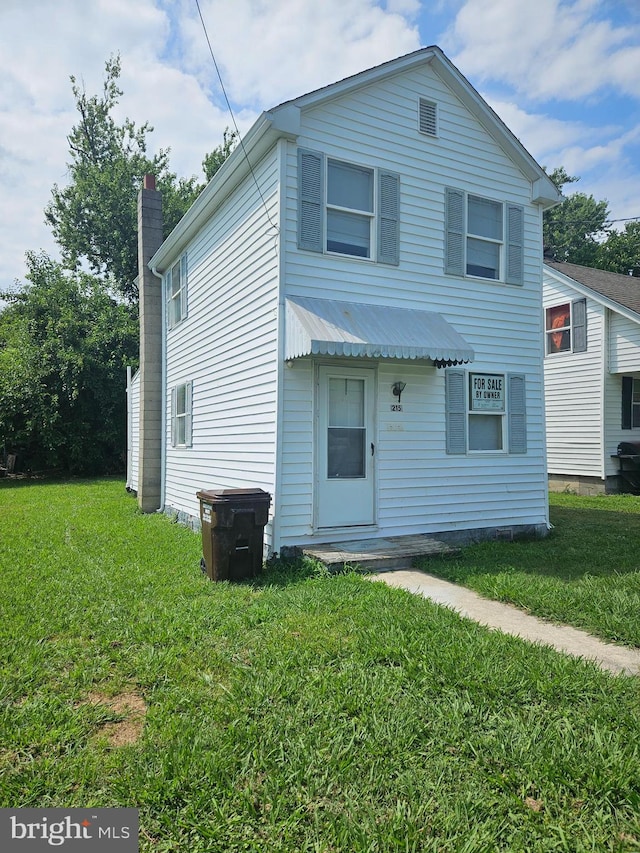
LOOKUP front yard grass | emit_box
[1,479,639,851]
[417,492,640,648]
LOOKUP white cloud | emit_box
[0,0,420,292]
[179,0,420,108]
[444,0,640,102]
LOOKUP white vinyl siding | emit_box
[609,313,640,373]
[278,60,548,546]
[543,273,604,477]
[126,368,140,493]
[163,151,280,549]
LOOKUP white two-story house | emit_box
[543,260,640,494]
[127,46,560,555]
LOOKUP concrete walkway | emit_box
[371,569,640,676]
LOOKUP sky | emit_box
[0,0,639,294]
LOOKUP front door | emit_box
[316,365,375,528]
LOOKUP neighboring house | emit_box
[543,261,640,494]
[128,46,560,555]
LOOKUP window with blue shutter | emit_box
[545,298,587,354]
[505,204,524,286]
[378,170,400,266]
[445,190,524,285]
[508,374,527,453]
[298,148,324,253]
[445,369,467,454]
[297,149,399,265]
[445,369,527,454]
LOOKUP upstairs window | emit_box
[327,160,374,258]
[545,299,587,355]
[298,148,400,266]
[166,254,188,329]
[445,188,524,285]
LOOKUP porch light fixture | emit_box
[392,381,406,403]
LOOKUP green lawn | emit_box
[417,492,640,648]
[1,479,639,852]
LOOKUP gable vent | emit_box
[419,98,438,137]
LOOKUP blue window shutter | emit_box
[180,253,188,322]
[378,170,400,265]
[508,374,527,454]
[445,369,466,454]
[170,387,177,447]
[185,381,193,447]
[622,376,633,430]
[572,297,587,352]
[298,148,323,252]
[505,204,524,286]
[445,188,464,276]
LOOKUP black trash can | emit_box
[197,488,271,581]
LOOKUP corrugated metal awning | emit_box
[285,296,474,364]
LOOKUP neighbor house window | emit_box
[297,148,400,265]
[166,254,188,329]
[545,298,587,355]
[171,381,192,447]
[445,188,524,285]
[445,369,527,454]
[621,376,640,429]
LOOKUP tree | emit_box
[543,167,610,266]
[45,55,203,302]
[0,253,138,473]
[202,128,239,181]
[595,220,640,276]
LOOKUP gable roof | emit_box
[151,46,560,272]
[545,261,640,318]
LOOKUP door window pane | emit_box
[328,378,366,478]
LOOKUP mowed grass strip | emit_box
[0,478,639,852]
[417,492,640,648]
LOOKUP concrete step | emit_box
[304,534,459,572]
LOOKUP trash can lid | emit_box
[196,487,271,504]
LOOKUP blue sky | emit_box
[0,0,639,293]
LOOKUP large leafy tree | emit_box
[0,253,138,473]
[595,221,640,276]
[45,55,203,302]
[543,167,610,266]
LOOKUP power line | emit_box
[194,0,279,232]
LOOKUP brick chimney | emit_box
[137,174,163,512]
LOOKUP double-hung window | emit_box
[297,148,400,265]
[445,188,524,285]
[326,160,374,258]
[171,381,193,447]
[544,299,587,355]
[622,377,640,429]
[166,254,188,329]
[445,369,527,454]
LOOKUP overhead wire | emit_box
[194,0,279,232]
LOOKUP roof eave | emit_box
[544,264,640,325]
[150,108,300,272]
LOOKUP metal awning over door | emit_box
[285,296,474,365]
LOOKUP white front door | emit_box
[316,365,375,528]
